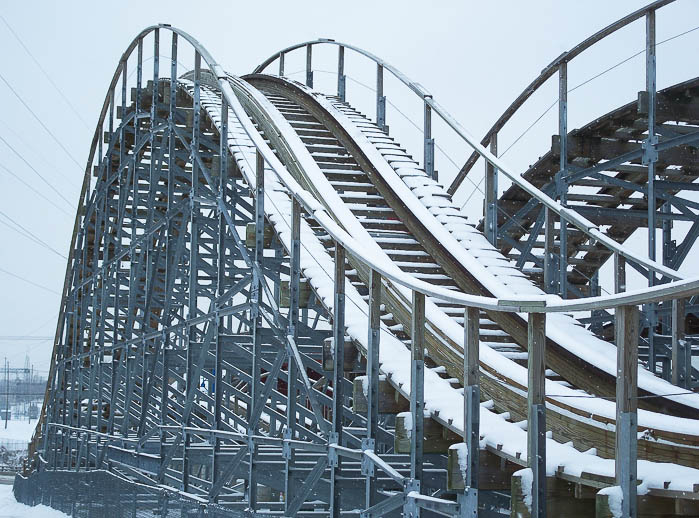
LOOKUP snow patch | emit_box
[598,486,623,518]
[515,468,533,512]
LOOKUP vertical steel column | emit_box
[424,99,435,180]
[183,48,201,494]
[279,52,285,77]
[557,61,568,298]
[528,312,546,518]
[306,44,313,88]
[484,135,498,247]
[365,269,381,509]
[614,253,626,294]
[543,207,556,294]
[616,305,639,518]
[410,291,425,482]
[672,298,688,389]
[160,30,177,476]
[376,64,386,132]
[645,10,659,375]
[248,150,265,511]
[211,94,228,502]
[330,242,346,518]
[337,46,346,102]
[463,306,480,516]
[285,197,301,513]
[662,201,673,266]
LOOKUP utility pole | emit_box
[4,357,8,429]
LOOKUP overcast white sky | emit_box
[0,0,697,372]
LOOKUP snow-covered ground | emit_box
[0,485,68,518]
[0,420,37,443]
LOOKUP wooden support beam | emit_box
[447,446,517,491]
[280,280,311,309]
[352,377,408,414]
[511,473,595,518]
[394,414,461,454]
[245,222,273,248]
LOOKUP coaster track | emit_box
[15,2,699,517]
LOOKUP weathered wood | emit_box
[447,445,517,491]
[394,414,461,454]
[352,377,408,414]
[595,491,699,517]
[245,222,274,248]
[279,279,311,308]
[322,336,359,372]
[511,473,595,518]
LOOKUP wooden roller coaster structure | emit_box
[14,1,699,517]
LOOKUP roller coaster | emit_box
[12,1,699,516]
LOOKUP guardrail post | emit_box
[484,134,498,247]
[365,268,381,508]
[376,64,386,133]
[279,51,285,76]
[671,298,689,389]
[424,99,435,180]
[410,291,425,483]
[616,305,639,518]
[644,9,659,376]
[330,242,346,518]
[528,312,546,518]
[463,306,480,516]
[306,44,313,88]
[557,60,568,298]
[337,46,346,102]
[285,196,301,514]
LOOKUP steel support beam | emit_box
[616,305,639,518]
[528,312,546,518]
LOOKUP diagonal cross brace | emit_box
[285,456,329,516]
[286,335,331,436]
[247,347,287,432]
[207,443,250,500]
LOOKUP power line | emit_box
[0,132,75,208]
[0,118,78,187]
[0,162,72,217]
[0,209,67,259]
[0,69,84,170]
[0,339,49,342]
[0,266,60,295]
[0,15,90,130]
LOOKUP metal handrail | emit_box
[251,18,683,283]
[447,0,675,194]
